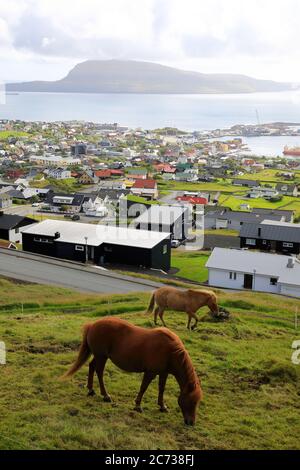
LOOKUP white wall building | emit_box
[206,248,300,298]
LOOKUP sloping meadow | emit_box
[0,277,299,450]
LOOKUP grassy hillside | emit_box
[0,277,299,450]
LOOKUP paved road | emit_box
[0,249,160,294]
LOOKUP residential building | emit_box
[78,170,99,185]
[134,205,190,241]
[127,168,148,180]
[131,179,158,199]
[48,168,72,180]
[0,194,12,209]
[206,247,300,298]
[240,220,300,254]
[21,219,171,271]
[232,179,260,188]
[44,193,85,213]
[275,183,298,197]
[0,212,36,243]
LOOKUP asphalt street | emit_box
[0,249,159,294]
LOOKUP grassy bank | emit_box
[0,277,299,450]
[171,250,210,282]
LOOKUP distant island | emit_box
[6,60,294,95]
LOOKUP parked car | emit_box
[64,214,72,219]
[31,202,40,207]
[171,239,181,248]
[71,215,80,221]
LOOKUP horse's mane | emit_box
[172,342,198,387]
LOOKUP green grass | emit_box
[231,169,300,184]
[205,229,239,236]
[219,194,300,216]
[158,180,245,194]
[0,130,29,141]
[171,251,210,282]
[126,195,160,205]
[1,277,299,450]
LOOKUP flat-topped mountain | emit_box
[6,60,293,94]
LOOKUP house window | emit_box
[262,240,267,245]
[163,244,168,255]
[283,242,293,248]
[229,272,237,280]
[75,245,84,251]
[15,228,19,234]
[104,246,113,253]
[246,238,256,246]
[34,237,53,244]
[270,278,278,286]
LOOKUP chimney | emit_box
[54,232,60,240]
[287,257,295,269]
[258,227,261,237]
[0,211,3,217]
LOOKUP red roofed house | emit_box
[154,164,176,174]
[110,169,124,177]
[176,195,208,205]
[94,170,112,179]
[94,169,124,179]
[131,179,159,200]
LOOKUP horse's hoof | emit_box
[160,406,168,413]
[103,395,112,403]
[87,389,96,397]
[134,405,143,413]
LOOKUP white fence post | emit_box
[0,341,6,365]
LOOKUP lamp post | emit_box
[84,236,88,264]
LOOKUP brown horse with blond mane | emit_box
[147,286,219,330]
[62,317,202,425]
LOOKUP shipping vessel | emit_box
[283,145,300,157]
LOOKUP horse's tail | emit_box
[61,323,92,379]
[146,291,156,314]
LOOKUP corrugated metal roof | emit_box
[240,220,300,243]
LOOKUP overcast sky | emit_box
[1,0,300,83]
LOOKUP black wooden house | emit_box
[21,219,171,271]
[240,220,300,255]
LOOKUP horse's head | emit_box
[178,380,202,426]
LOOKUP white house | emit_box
[206,247,300,298]
[48,168,72,180]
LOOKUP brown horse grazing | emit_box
[62,317,202,426]
[147,287,219,330]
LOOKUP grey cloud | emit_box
[10,9,177,62]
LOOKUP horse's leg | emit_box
[187,313,192,330]
[191,312,200,330]
[158,373,168,412]
[134,372,156,412]
[87,358,96,396]
[159,308,167,327]
[95,356,112,403]
[154,306,160,325]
